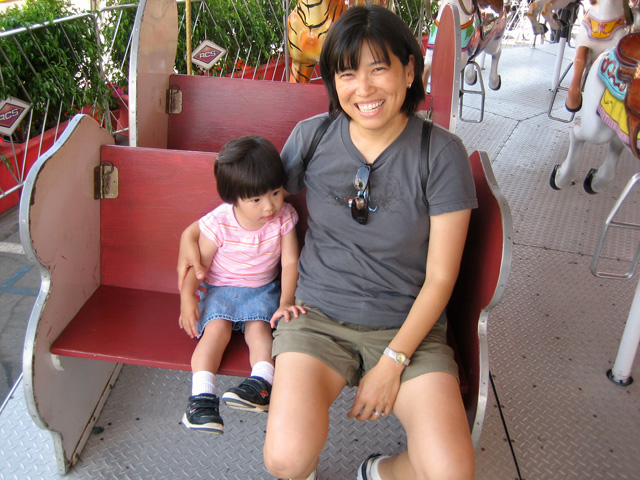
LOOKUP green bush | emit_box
[176,0,286,77]
[0,0,109,139]
[103,0,286,79]
[103,0,433,79]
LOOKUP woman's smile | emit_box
[357,99,385,114]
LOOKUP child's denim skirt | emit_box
[196,280,280,337]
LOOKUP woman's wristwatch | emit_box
[383,347,411,366]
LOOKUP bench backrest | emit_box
[166,76,329,152]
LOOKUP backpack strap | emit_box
[420,118,433,198]
[302,115,334,169]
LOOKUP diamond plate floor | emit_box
[2,42,640,479]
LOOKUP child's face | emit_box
[233,187,285,231]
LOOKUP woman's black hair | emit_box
[214,135,286,204]
[319,5,425,117]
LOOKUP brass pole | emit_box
[186,0,192,74]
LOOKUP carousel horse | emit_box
[565,0,633,112]
[287,0,392,83]
[526,0,576,36]
[424,0,507,92]
[550,32,640,193]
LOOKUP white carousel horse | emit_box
[424,0,507,92]
[550,32,640,193]
[565,0,632,111]
[526,0,576,36]
[287,0,391,83]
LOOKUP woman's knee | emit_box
[263,439,317,479]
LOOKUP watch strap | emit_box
[383,347,410,366]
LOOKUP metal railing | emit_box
[0,0,434,203]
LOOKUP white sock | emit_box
[250,361,275,385]
[191,371,216,396]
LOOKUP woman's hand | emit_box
[179,293,200,338]
[177,221,206,291]
[269,303,307,328]
[347,356,404,421]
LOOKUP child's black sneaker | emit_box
[221,376,271,412]
[182,393,224,434]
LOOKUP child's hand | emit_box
[270,303,307,328]
[179,296,200,338]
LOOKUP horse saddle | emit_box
[616,33,640,158]
[465,0,506,60]
[477,0,505,35]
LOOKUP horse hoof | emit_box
[490,75,502,91]
[550,165,561,190]
[565,97,582,113]
[534,24,548,35]
[583,168,599,194]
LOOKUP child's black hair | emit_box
[214,135,286,205]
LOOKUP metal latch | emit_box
[166,84,182,114]
[94,161,118,199]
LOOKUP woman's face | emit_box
[334,42,414,136]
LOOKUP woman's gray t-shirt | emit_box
[281,113,478,327]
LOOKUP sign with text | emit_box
[191,40,227,70]
[0,97,31,136]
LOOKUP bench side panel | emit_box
[19,114,118,472]
[447,150,513,445]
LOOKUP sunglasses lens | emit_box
[351,195,368,224]
[353,165,370,191]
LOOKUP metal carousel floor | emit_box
[2,42,640,479]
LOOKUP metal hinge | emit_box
[94,161,119,199]
[166,84,182,114]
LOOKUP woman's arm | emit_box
[178,233,218,338]
[386,208,471,361]
[177,221,206,291]
[270,229,306,327]
[348,208,471,420]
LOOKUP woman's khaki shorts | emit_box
[272,301,459,387]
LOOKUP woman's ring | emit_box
[373,409,384,416]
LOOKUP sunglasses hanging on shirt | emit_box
[350,164,371,225]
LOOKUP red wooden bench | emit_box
[18,0,511,473]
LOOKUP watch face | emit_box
[396,353,406,364]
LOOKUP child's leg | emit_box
[221,320,274,412]
[244,320,275,367]
[192,318,233,373]
[183,319,233,434]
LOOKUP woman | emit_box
[178,6,477,479]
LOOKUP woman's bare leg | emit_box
[264,352,347,480]
[378,372,474,480]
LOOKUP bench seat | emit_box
[50,284,469,392]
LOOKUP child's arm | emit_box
[178,233,218,338]
[270,229,306,328]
